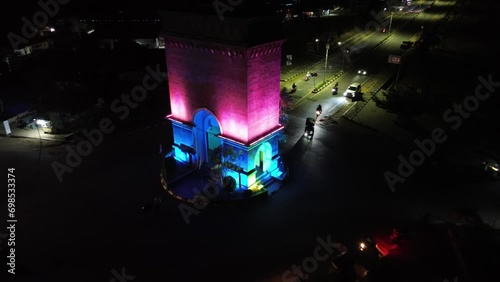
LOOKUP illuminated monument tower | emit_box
[160,6,286,190]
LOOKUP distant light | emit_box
[338,42,341,45]
[50,28,55,32]
[359,242,366,251]
[35,119,48,126]
[315,39,319,42]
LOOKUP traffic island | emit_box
[161,155,285,207]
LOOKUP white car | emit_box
[344,83,361,98]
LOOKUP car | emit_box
[400,41,414,50]
[357,69,367,75]
[344,83,361,98]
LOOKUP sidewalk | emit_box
[6,126,67,142]
[345,93,418,145]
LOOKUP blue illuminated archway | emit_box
[193,108,222,164]
[254,142,272,175]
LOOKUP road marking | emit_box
[328,99,346,114]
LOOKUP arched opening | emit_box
[193,109,222,165]
[254,142,272,177]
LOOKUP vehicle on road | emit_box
[344,83,361,98]
[357,69,367,75]
[332,82,339,94]
[315,104,322,118]
[304,118,315,139]
[400,41,414,50]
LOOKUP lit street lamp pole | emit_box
[324,42,330,82]
[338,42,345,70]
[35,119,42,164]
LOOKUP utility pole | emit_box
[388,12,394,34]
[324,42,330,82]
[395,62,402,90]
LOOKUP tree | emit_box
[279,87,294,143]
[210,144,243,192]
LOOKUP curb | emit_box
[311,71,346,94]
[6,134,67,142]
[161,171,194,204]
[281,58,326,83]
[161,170,285,206]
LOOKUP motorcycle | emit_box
[304,118,315,139]
[316,104,322,118]
[332,82,339,95]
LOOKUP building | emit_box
[75,10,162,50]
[160,5,287,190]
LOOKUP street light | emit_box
[34,119,43,164]
[35,119,44,142]
[338,42,346,70]
[324,42,330,82]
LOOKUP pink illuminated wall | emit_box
[246,42,283,141]
[165,37,284,144]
